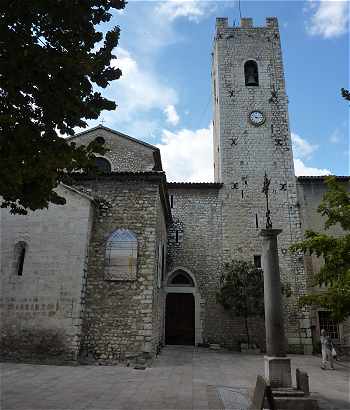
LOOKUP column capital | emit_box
[259,229,282,238]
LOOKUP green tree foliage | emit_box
[291,176,350,321]
[0,0,125,214]
[341,88,350,101]
[216,259,264,346]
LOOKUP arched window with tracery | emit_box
[104,229,137,281]
[14,241,27,276]
[95,157,112,173]
[168,269,194,287]
[244,60,259,86]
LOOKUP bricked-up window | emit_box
[104,229,137,281]
[95,157,111,173]
[14,241,27,276]
[244,60,259,86]
[318,311,339,340]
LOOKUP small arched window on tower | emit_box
[104,229,137,281]
[244,60,259,86]
[14,241,27,276]
[95,157,112,174]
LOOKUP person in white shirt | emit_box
[320,329,335,370]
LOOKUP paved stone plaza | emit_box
[1,346,349,410]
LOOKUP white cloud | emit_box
[294,158,331,176]
[306,0,349,38]
[291,132,331,175]
[157,126,331,181]
[329,127,345,143]
[291,132,318,159]
[155,0,216,22]
[157,125,213,182]
[108,48,177,122]
[89,1,219,137]
[164,105,180,126]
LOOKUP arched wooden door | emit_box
[165,292,195,345]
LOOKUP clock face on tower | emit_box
[249,111,265,126]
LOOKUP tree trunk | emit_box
[245,315,250,347]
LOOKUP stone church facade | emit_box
[1,17,349,363]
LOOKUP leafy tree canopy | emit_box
[291,176,350,321]
[341,88,350,101]
[217,259,264,345]
[0,0,125,214]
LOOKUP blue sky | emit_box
[87,0,349,181]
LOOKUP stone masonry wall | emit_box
[72,174,168,362]
[69,127,157,172]
[0,185,92,361]
[153,196,167,352]
[297,177,350,347]
[167,184,266,350]
[212,17,311,353]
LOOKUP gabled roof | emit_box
[59,183,94,202]
[66,125,163,171]
[67,125,157,149]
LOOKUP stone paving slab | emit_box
[217,386,250,409]
[1,346,349,410]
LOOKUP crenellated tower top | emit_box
[215,16,279,30]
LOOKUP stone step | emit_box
[272,388,306,397]
[273,396,319,410]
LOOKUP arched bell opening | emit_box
[244,60,259,86]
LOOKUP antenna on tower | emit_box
[238,0,242,19]
[232,0,236,26]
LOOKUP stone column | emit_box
[260,228,291,388]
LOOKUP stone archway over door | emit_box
[165,293,195,345]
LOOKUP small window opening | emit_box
[161,244,165,281]
[255,214,259,229]
[14,241,27,276]
[241,190,244,199]
[94,136,105,145]
[254,255,261,269]
[17,247,26,276]
[175,230,179,244]
[244,60,259,86]
[95,157,111,173]
[169,270,194,286]
[170,195,174,208]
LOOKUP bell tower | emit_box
[212,17,313,354]
[212,16,294,184]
